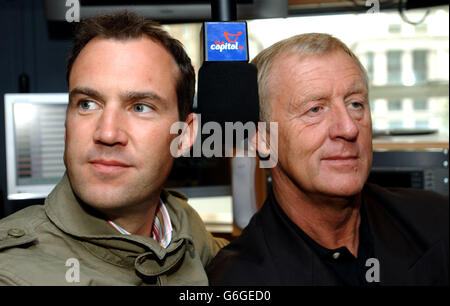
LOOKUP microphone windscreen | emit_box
[197,61,259,126]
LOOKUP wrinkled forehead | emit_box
[267,51,367,97]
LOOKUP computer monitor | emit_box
[4,93,68,200]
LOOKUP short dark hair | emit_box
[66,11,195,121]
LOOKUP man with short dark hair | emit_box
[0,11,227,285]
[207,33,449,286]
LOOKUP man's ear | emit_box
[170,113,198,158]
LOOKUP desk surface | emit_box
[187,196,233,233]
[373,133,449,150]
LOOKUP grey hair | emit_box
[251,33,369,122]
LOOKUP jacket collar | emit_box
[362,184,424,285]
[44,173,194,263]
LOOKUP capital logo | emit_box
[205,22,247,61]
[211,31,245,52]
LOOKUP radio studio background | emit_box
[0,0,448,240]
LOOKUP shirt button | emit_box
[8,228,25,238]
[332,252,340,260]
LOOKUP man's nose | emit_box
[93,106,128,146]
[328,103,359,141]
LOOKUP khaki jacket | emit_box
[0,174,228,285]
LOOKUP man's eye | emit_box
[79,100,99,111]
[309,106,322,113]
[350,102,363,109]
[133,104,153,113]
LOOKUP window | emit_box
[415,120,429,129]
[388,100,402,111]
[413,50,428,83]
[389,24,402,34]
[389,120,403,129]
[387,51,403,84]
[164,6,449,135]
[369,101,375,112]
[366,52,375,83]
[415,24,428,35]
[413,99,428,111]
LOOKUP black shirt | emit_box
[272,190,377,286]
[207,183,449,286]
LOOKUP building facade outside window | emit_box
[388,100,403,111]
[413,99,428,111]
[387,50,403,84]
[413,50,429,83]
[164,6,449,135]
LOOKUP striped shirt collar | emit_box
[107,198,173,248]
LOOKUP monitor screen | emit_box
[4,93,68,200]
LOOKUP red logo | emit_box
[224,31,242,43]
[211,31,245,51]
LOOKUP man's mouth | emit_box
[89,159,131,174]
[321,156,359,167]
[323,155,358,160]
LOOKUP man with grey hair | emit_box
[207,33,448,286]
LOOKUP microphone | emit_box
[196,0,261,230]
[196,0,259,152]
